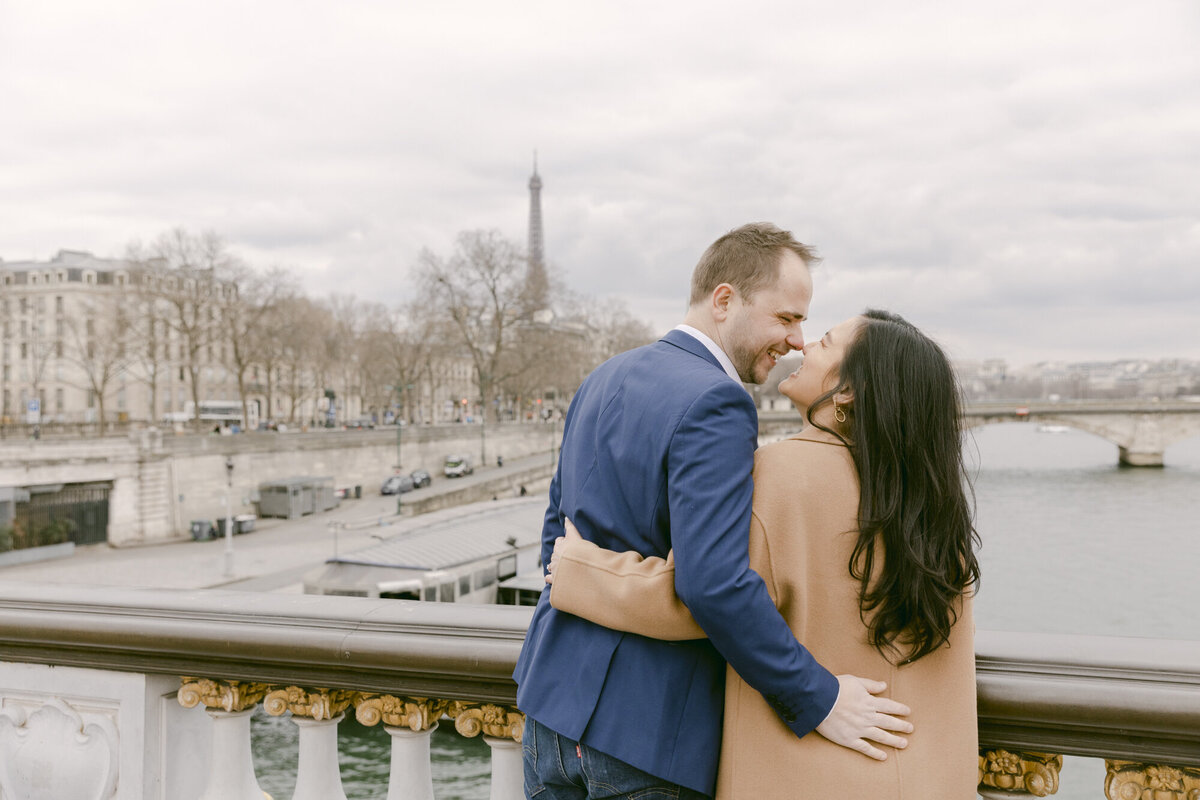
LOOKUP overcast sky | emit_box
[2,0,1198,366]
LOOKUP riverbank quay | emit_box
[0,452,553,593]
[0,580,1197,799]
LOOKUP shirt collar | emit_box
[674,324,744,387]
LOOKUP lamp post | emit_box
[390,382,414,515]
[222,455,235,578]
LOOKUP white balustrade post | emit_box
[197,708,267,800]
[291,713,348,800]
[484,734,524,800]
[384,721,437,800]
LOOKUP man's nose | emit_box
[785,328,805,352]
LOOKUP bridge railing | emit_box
[0,582,1197,799]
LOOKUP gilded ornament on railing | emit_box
[447,701,524,742]
[263,687,355,721]
[1105,760,1200,800]
[978,749,1062,796]
[354,694,449,731]
[178,677,270,713]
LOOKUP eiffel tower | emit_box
[525,153,550,315]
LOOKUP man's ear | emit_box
[711,283,736,321]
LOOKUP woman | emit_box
[546,309,980,799]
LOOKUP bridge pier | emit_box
[1118,447,1164,468]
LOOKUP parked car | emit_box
[409,469,432,489]
[443,454,474,478]
[347,417,375,429]
[381,474,415,495]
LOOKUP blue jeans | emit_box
[523,717,710,800]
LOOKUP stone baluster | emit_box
[178,678,272,800]
[264,687,356,800]
[448,701,526,800]
[356,694,450,800]
[978,749,1063,798]
[1105,760,1200,800]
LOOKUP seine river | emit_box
[251,422,1200,799]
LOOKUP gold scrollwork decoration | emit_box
[354,694,449,731]
[978,749,1063,796]
[447,701,524,743]
[263,687,355,721]
[1105,760,1200,800]
[177,677,270,713]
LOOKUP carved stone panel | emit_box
[1105,760,1200,800]
[0,697,120,800]
[979,749,1062,796]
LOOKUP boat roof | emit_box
[329,496,544,571]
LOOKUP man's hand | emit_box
[815,675,913,761]
[545,517,584,585]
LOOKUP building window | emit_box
[55,388,64,412]
[55,296,63,314]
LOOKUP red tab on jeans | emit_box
[576,744,582,758]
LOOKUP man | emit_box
[514,223,911,798]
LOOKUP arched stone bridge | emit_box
[759,401,1200,467]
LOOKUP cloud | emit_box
[1,0,1198,367]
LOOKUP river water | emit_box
[251,422,1200,798]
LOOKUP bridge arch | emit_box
[762,403,1200,467]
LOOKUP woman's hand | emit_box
[545,517,584,584]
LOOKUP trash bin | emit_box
[354,485,362,499]
[190,520,213,541]
[216,518,231,536]
[234,514,256,534]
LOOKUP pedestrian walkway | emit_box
[0,455,551,594]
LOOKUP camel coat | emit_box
[550,428,978,800]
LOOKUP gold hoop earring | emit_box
[834,400,847,424]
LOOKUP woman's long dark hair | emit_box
[808,309,980,664]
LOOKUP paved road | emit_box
[0,454,551,594]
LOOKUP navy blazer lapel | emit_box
[660,328,725,373]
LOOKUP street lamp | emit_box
[222,455,235,578]
[390,382,415,515]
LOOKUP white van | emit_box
[443,454,474,477]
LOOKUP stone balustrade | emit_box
[0,582,1197,799]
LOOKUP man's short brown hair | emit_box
[689,222,820,307]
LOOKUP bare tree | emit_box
[584,296,658,368]
[123,243,172,422]
[273,296,327,425]
[417,229,536,463]
[60,290,135,434]
[217,262,296,430]
[23,298,56,425]
[382,302,437,424]
[141,229,234,428]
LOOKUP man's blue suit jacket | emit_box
[514,329,839,795]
